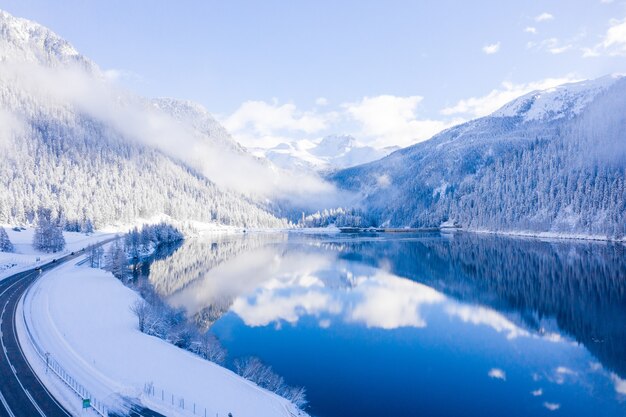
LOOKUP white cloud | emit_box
[376,174,391,188]
[315,97,329,106]
[583,17,626,57]
[531,389,543,396]
[441,75,581,118]
[528,38,573,54]
[482,42,501,54]
[223,99,331,137]
[488,368,506,380]
[535,12,554,22]
[524,26,537,34]
[102,68,142,83]
[344,95,458,147]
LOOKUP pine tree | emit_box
[32,207,66,253]
[0,227,14,252]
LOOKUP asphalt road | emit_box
[0,240,165,417]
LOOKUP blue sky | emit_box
[1,0,625,148]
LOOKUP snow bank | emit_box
[0,226,113,280]
[21,259,302,417]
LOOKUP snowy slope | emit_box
[21,260,304,417]
[493,75,621,122]
[151,98,247,155]
[331,75,626,238]
[0,9,286,229]
[0,227,112,279]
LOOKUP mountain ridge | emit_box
[330,75,626,238]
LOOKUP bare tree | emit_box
[87,244,104,268]
[106,240,127,279]
[191,332,226,365]
[130,300,150,333]
[233,356,307,408]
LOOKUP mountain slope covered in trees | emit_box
[0,10,285,228]
[331,76,626,238]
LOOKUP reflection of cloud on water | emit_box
[218,248,564,337]
[347,273,444,329]
[165,248,333,316]
[231,269,444,329]
[488,368,507,381]
[446,305,531,340]
[543,402,561,411]
[161,238,572,342]
[611,373,626,395]
[553,366,577,385]
[232,288,341,327]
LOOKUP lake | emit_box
[144,232,626,417]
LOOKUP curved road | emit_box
[0,252,84,417]
[0,242,165,417]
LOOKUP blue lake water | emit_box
[146,232,626,417]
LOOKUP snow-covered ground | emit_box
[0,226,114,280]
[19,258,304,417]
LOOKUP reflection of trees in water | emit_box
[149,234,286,296]
[132,241,184,279]
[193,296,234,331]
[344,233,626,378]
[147,234,287,330]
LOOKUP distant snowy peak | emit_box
[311,135,357,158]
[493,75,623,122]
[0,10,96,72]
[260,134,398,172]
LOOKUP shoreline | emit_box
[19,256,305,417]
[284,225,625,244]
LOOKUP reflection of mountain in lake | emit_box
[143,232,626,379]
[342,234,626,378]
[149,234,286,295]
[148,234,287,328]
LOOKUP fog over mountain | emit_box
[0,10,344,227]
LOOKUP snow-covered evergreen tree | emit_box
[32,207,66,253]
[0,227,14,252]
[106,240,127,279]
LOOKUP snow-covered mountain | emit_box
[0,10,286,228]
[256,134,398,172]
[150,98,247,155]
[331,75,626,238]
[0,10,96,71]
[492,76,619,122]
